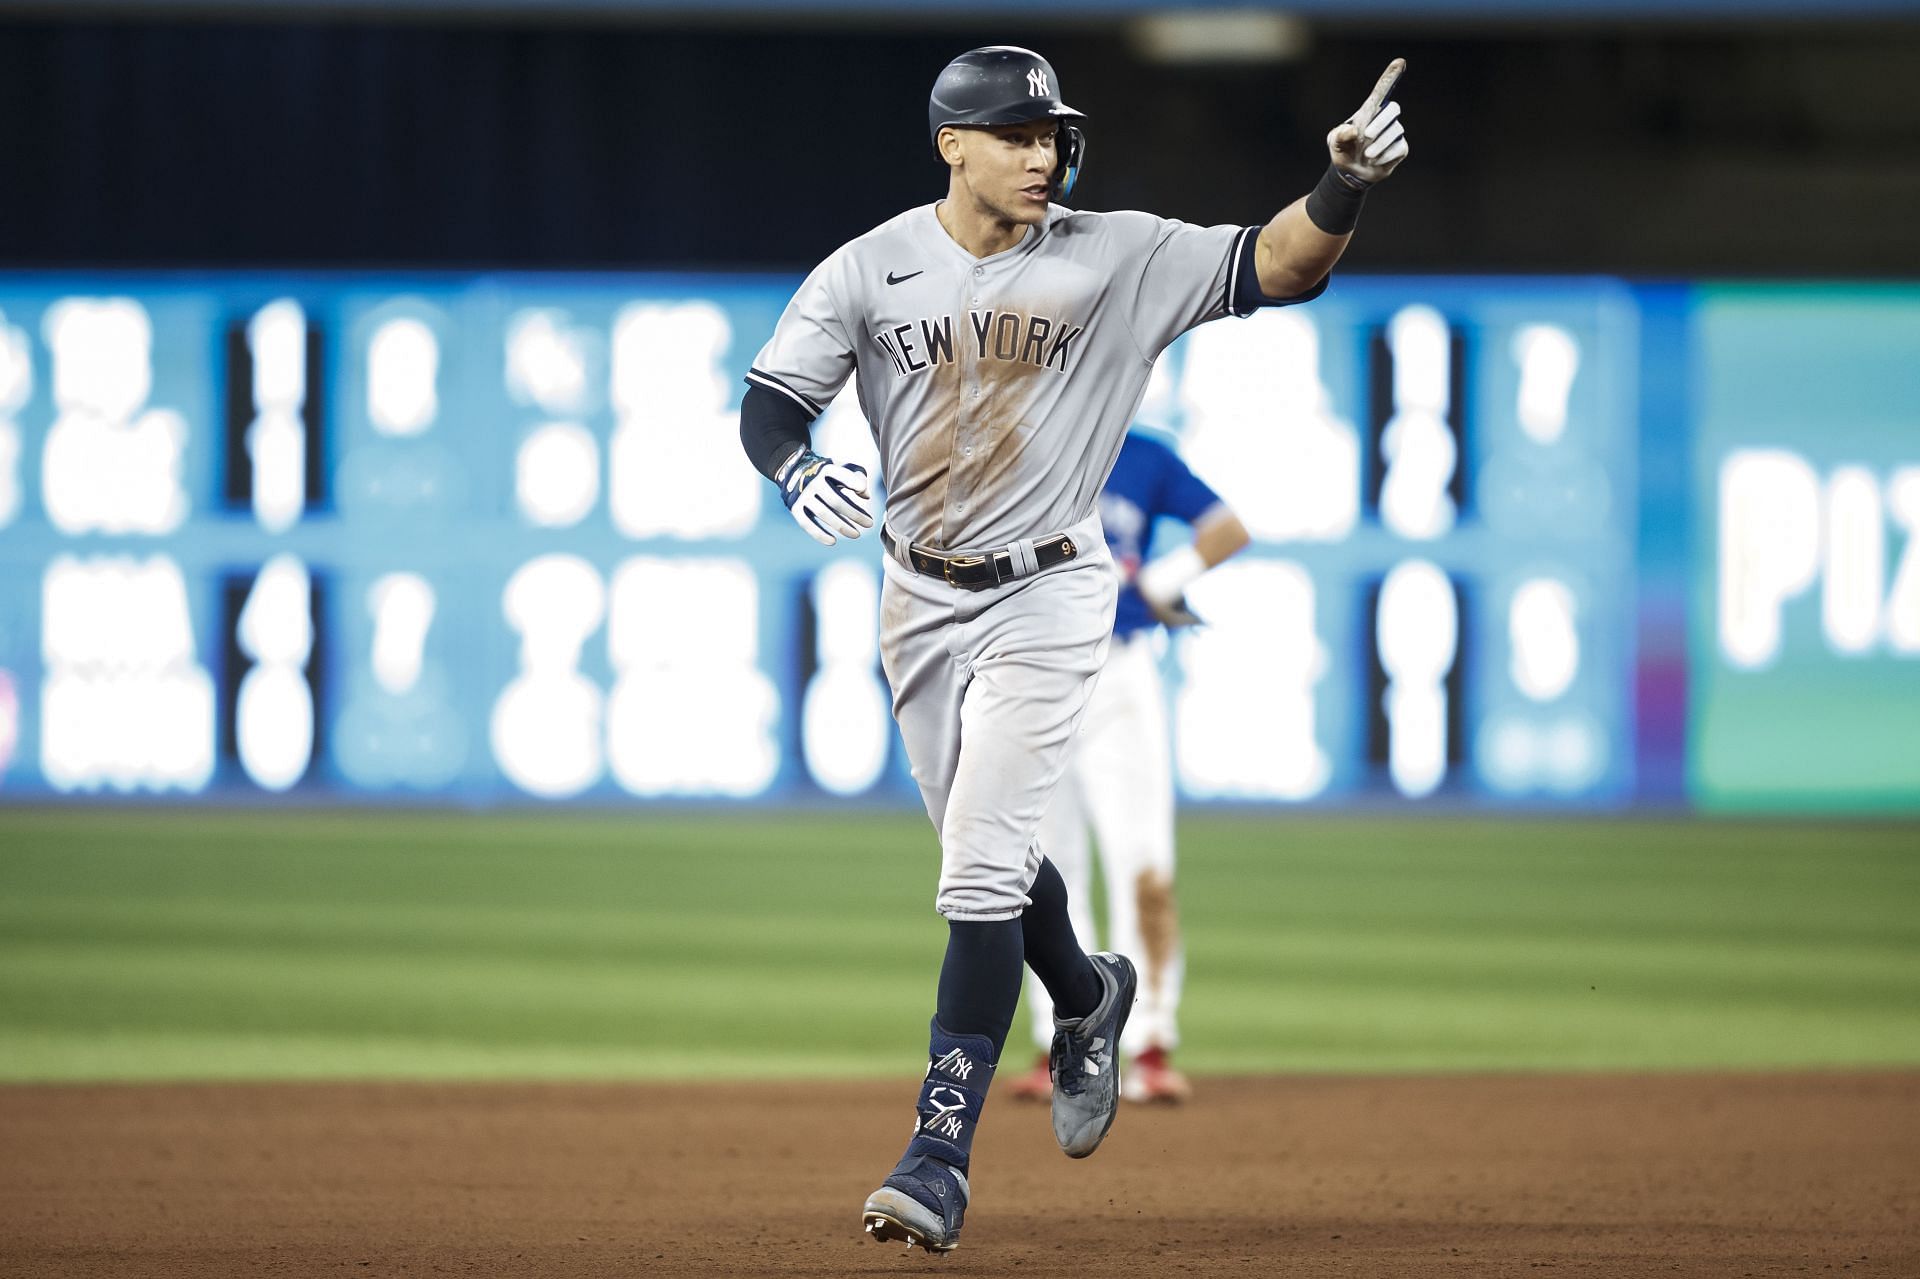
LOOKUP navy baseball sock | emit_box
[1020,857,1103,1022]
[895,1018,999,1181]
[934,918,1024,1056]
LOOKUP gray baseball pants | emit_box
[878,510,1117,921]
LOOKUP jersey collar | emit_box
[919,201,1055,268]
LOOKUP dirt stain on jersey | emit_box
[883,304,1075,547]
[981,405,1039,488]
[892,356,962,545]
[968,333,1051,506]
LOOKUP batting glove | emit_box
[778,448,872,546]
[1328,58,1409,187]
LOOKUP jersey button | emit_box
[972,266,984,277]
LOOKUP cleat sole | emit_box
[863,1210,957,1255]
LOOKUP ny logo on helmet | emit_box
[1027,68,1049,98]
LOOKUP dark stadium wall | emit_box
[0,17,1913,274]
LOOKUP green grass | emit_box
[0,808,1916,1082]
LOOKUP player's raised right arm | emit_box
[1250,58,1409,300]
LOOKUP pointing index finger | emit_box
[1355,57,1407,124]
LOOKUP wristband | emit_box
[777,448,828,507]
[1136,544,1207,608]
[770,442,809,485]
[1304,165,1369,236]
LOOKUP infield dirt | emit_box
[2,1071,1914,1277]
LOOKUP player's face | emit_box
[953,120,1058,226]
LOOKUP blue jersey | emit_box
[1099,430,1226,640]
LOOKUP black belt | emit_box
[882,527,1079,591]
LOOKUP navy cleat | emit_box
[862,1154,970,1254]
[862,1020,996,1254]
[1049,951,1137,1158]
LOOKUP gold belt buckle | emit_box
[943,553,986,586]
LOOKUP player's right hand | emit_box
[1328,58,1409,187]
[778,448,872,546]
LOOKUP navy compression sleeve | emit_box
[739,382,814,482]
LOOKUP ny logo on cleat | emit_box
[933,1048,975,1081]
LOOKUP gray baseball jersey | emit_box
[749,202,1323,551]
[751,200,1324,921]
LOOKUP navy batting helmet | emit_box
[928,46,1088,200]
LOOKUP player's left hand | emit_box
[1328,58,1409,187]
[778,448,872,546]
[1145,594,1203,630]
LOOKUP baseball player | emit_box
[1008,427,1250,1106]
[738,46,1408,1254]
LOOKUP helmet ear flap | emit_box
[1053,125,1087,201]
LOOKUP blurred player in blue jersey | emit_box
[1011,426,1250,1104]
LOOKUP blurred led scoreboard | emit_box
[0,273,1638,804]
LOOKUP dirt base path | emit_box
[2,1072,1914,1277]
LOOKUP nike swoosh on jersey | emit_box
[887,270,924,286]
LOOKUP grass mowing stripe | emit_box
[1,808,1914,1081]
[0,898,933,963]
[0,1031,925,1082]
